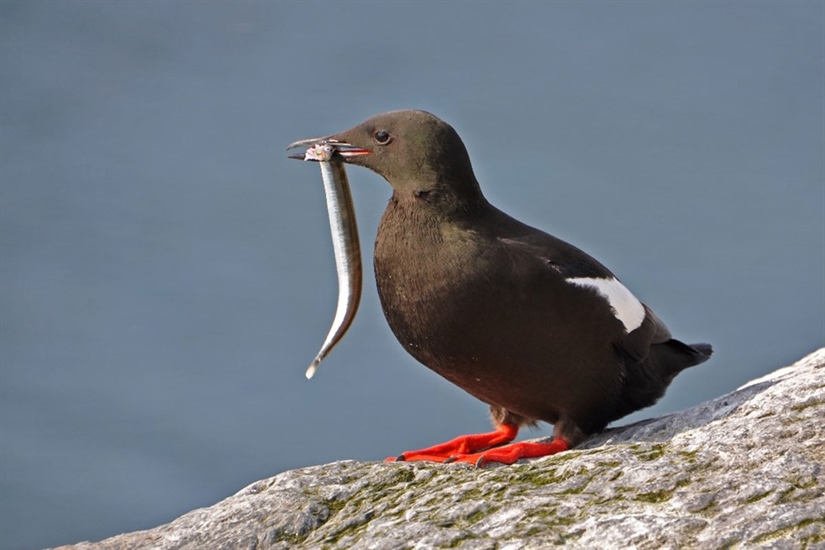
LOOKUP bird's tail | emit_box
[610,339,712,422]
[651,339,713,381]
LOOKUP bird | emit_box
[293,110,711,466]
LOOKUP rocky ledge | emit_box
[56,348,824,550]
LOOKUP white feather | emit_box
[567,277,645,333]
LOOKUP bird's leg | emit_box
[386,423,519,463]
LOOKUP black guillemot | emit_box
[291,110,712,466]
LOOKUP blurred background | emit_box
[1,2,823,548]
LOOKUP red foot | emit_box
[385,424,518,463]
[451,438,570,467]
[384,425,571,466]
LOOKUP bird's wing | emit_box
[499,228,672,362]
[498,229,614,279]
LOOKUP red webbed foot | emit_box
[384,424,571,466]
[385,424,518,463]
[450,437,570,467]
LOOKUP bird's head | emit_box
[289,110,484,206]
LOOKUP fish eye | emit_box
[373,130,392,145]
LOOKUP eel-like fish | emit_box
[288,142,362,379]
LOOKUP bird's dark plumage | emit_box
[312,110,711,465]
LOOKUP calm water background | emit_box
[1,2,823,548]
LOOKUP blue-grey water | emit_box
[1,2,823,548]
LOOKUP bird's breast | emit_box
[373,201,491,359]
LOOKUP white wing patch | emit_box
[567,277,645,333]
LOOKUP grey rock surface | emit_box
[55,349,825,550]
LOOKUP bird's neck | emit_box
[388,174,491,223]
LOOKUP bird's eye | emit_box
[374,130,392,145]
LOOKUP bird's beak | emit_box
[286,136,372,161]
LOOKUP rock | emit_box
[53,349,825,550]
